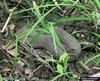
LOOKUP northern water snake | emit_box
[17,26,81,62]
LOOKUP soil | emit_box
[0,0,100,81]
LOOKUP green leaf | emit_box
[80,41,93,46]
[59,52,68,62]
[59,52,69,72]
[76,33,80,38]
[97,41,100,46]
[0,74,2,81]
[90,32,100,38]
[57,64,63,74]
[95,0,100,9]
[15,80,20,81]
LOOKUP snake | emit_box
[16,26,81,62]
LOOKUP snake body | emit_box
[17,27,81,62]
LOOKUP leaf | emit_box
[0,74,3,81]
[90,32,100,38]
[59,52,68,62]
[15,80,20,81]
[95,0,100,9]
[57,64,63,74]
[96,12,100,19]
[97,41,100,46]
[76,33,81,38]
[80,41,93,46]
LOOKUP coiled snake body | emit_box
[17,27,81,62]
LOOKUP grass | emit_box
[85,53,100,65]
[0,0,100,80]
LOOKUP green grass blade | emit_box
[90,32,100,38]
[0,74,3,81]
[14,3,88,15]
[49,23,58,54]
[55,17,93,24]
[32,1,45,26]
[95,0,100,9]
[85,53,100,64]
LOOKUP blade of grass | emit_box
[95,0,100,9]
[0,74,3,81]
[32,1,45,26]
[13,34,20,65]
[51,72,72,81]
[14,3,89,15]
[85,53,100,64]
[54,31,65,52]
[53,0,63,11]
[49,23,58,54]
[55,16,93,24]
[90,31,100,38]
[47,23,65,52]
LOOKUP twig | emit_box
[78,61,93,74]
[3,0,9,14]
[93,67,100,70]
[28,64,44,78]
[1,7,15,33]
